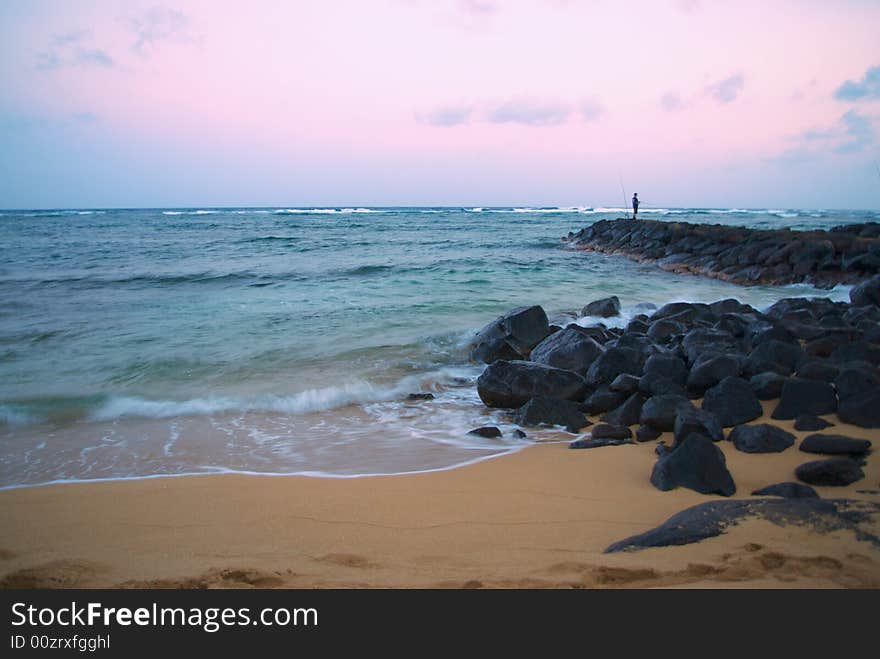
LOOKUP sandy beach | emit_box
[2,403,878,589]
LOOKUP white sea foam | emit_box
[273,208,381,215]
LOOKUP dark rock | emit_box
[647,319,685,343]
[584,346,642,386]
[771,378,837,420]
[834,362,880,402]
[795,358,840,382]
[728,424,795,453]
[702,377,763,427]
[601,393,645,427]
[838,388,880,428]
[582,295,621,318]
[850,273,880,307]
[476,360,587,409]
[751,482,819,499]
[673,407,723,445]
[795,458,865,486]
[512,429,528,439]
[686,354,741,396]
[569,437,630,449]
[469,305,550,363]
[590,423,633,441]
[636,425,662,442]
[643,354,689,385]
[638,371,688,398]
[609,373,640,393]
[605,498,880,552]
[749,372,788,400]
[529,326,604,375]
[794,414,834,431]
[468,426,502,438]
[406,392,435,400]
[640,394,692,431]
[799,433,872,457]
[830,341,880,366]
[681,328,740,365]
[650,435,736,497]
[513,396,588,433]
[625,319,650,334]
[747,340,804,375]
[582,387,625,415]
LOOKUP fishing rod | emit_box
[619,173,629,219]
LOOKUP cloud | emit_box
[487,99,571,126]
[835,109,875,154]
[418,106,472,126]
[131,6,195,55]
[35,31,114,70]
[707,73,744,103]
[580,99,604,122]
[834,65,880,102]
[660,91,685,111]
[676,0,701,12]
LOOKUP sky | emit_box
[0,0,879,209]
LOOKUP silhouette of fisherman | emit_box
[631,193,640,219]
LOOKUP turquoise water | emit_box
[0,206,873,487]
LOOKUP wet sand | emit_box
[1,404,879,589]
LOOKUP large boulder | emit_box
[746,340,804,376]
[476,360,587,408]
[589,423,633,441]
[751,482,819,499]
[799,433,872,457]
[529,326,604,374]
[513,396,588,433]
[640,394,692,432]
[638,371,688,398]
[837,389,880,428]
[582,295,621,318]
[584,346,642,387]
[650,435,736,497]
[749,372,788,400]
[686,354,742,396]
[642,354,689,385]
[673,407,723,445]
[728,424,795,453]
[793,414,834,431]
[834,362,880,402]
[681,328,741,365]
[583,386,628,414]
[601,393,645,427]
[771,378,837,420]
[795,458,864,486]
[701,377,763,427]
[850,273,880,307]
[469,306,550,363]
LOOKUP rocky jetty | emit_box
[565,219,880,288]
[468,287,879,499]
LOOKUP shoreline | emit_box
[2,406,878,589]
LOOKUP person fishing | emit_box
[631,193,640,219]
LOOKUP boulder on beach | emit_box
[751,482,819,499]
[701,377,763,427]
[650,435,736,497]
[513,396,588,433]
[584,346,642,386]
[469,305,551,363]
[476,360,587,409]
[590,423,633,441]
[771,378,837,420]
[601,392,645,427]
[749,372,788,400]
[636,424,662,443]
[837,389,880,428]
[686,354,742,396]
[640,394,692,432]
[673,407,723,446]
[793,413,834,431]
[569,436,630,449]
[529,326,604,374]
[468,426,502,438]
[582,295,621,318]
[728,423,795,454]
[795,458,864,487]
[834,362,880,402]
[799,433,872,457]
[850,273,880,307]
[605,498,880,553]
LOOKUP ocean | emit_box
[1,206,876,488]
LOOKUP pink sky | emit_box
[1,0,879,208]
